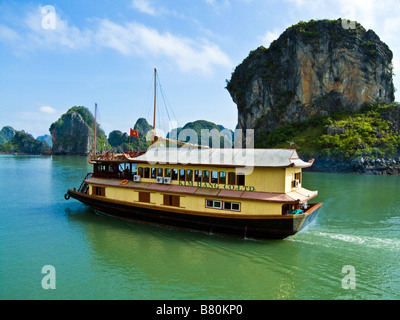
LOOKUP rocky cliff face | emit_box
[0,126,16,143]
[50,110,94,155]
[49,106,107,155]
[226,19,395,134]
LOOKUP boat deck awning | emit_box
[124,147,314,168]
[287,187,318,202]
[85,178,318,203]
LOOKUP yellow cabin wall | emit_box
[243,167,286,193]
[284,167,302,193]
[89,184,283,215]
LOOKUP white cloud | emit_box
[0,24,21,42]
[0,6,231,75]
[39,106,57,114]
[131,0,156,15]
[24,8,93,51]
[205,0,230,6]
[1,6,92,53]
[95,19,232,74]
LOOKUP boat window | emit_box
[228,172,236,185]
[205,199,222,209]
[294,172,302,184]
[223,201,241,212]
[151,168,157,179]
[131,164,137,175]
[231,203,240,211]
[202,170,210,183]
[138,167,143,178]
[165,168,171,177]
[186,169,193,181]
[157,168,163,177]
[171,169,178,180]
[237,173,245,186]
[144,167,150,178]
[138,192,150,203]
[179,169,186,181]
[211,171,218,183]
[163,194,180,207]
[282,204,292,215]
[93,186,105,197]
[219,172,226,184]
[194,170,202,182]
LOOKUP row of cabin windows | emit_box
[93,187,241,212]
[205,199,241,212]
[137,167,245,186]
[131,191,182,207]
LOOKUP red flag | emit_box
[130,129,139,137]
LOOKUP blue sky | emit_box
[1,0,399,138]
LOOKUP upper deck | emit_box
[89,147,316,197]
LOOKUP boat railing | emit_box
[89,151,146,163]
[77,173,92,194]
[91,172,133,180]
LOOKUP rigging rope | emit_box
[155,71,180,137]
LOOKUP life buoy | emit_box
[64,193,70,200]
[121,179,129,185]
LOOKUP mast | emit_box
[94,103,97,155]
[152,68,157,144]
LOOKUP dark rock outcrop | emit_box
[49,106,107,155]
[0,126,16,144]
[226,19,395,135]
[309,156,400,175]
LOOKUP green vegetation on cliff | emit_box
[168,120,234,147]
[108,118,153,152]
[256,103,400,160]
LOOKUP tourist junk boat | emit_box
[65,69,322,239]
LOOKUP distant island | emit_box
[0,106,234,156]
[0,126,51,155]
[1,18,400,175]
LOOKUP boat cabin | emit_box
[85,147,317,216]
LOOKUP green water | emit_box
[1,155,399,300]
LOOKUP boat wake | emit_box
[319,232,400,249]
[290,231,400,252]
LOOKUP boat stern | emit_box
[294,203,323,233]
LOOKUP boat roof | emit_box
[126,147,314,168]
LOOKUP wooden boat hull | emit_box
[67,189,322,239]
